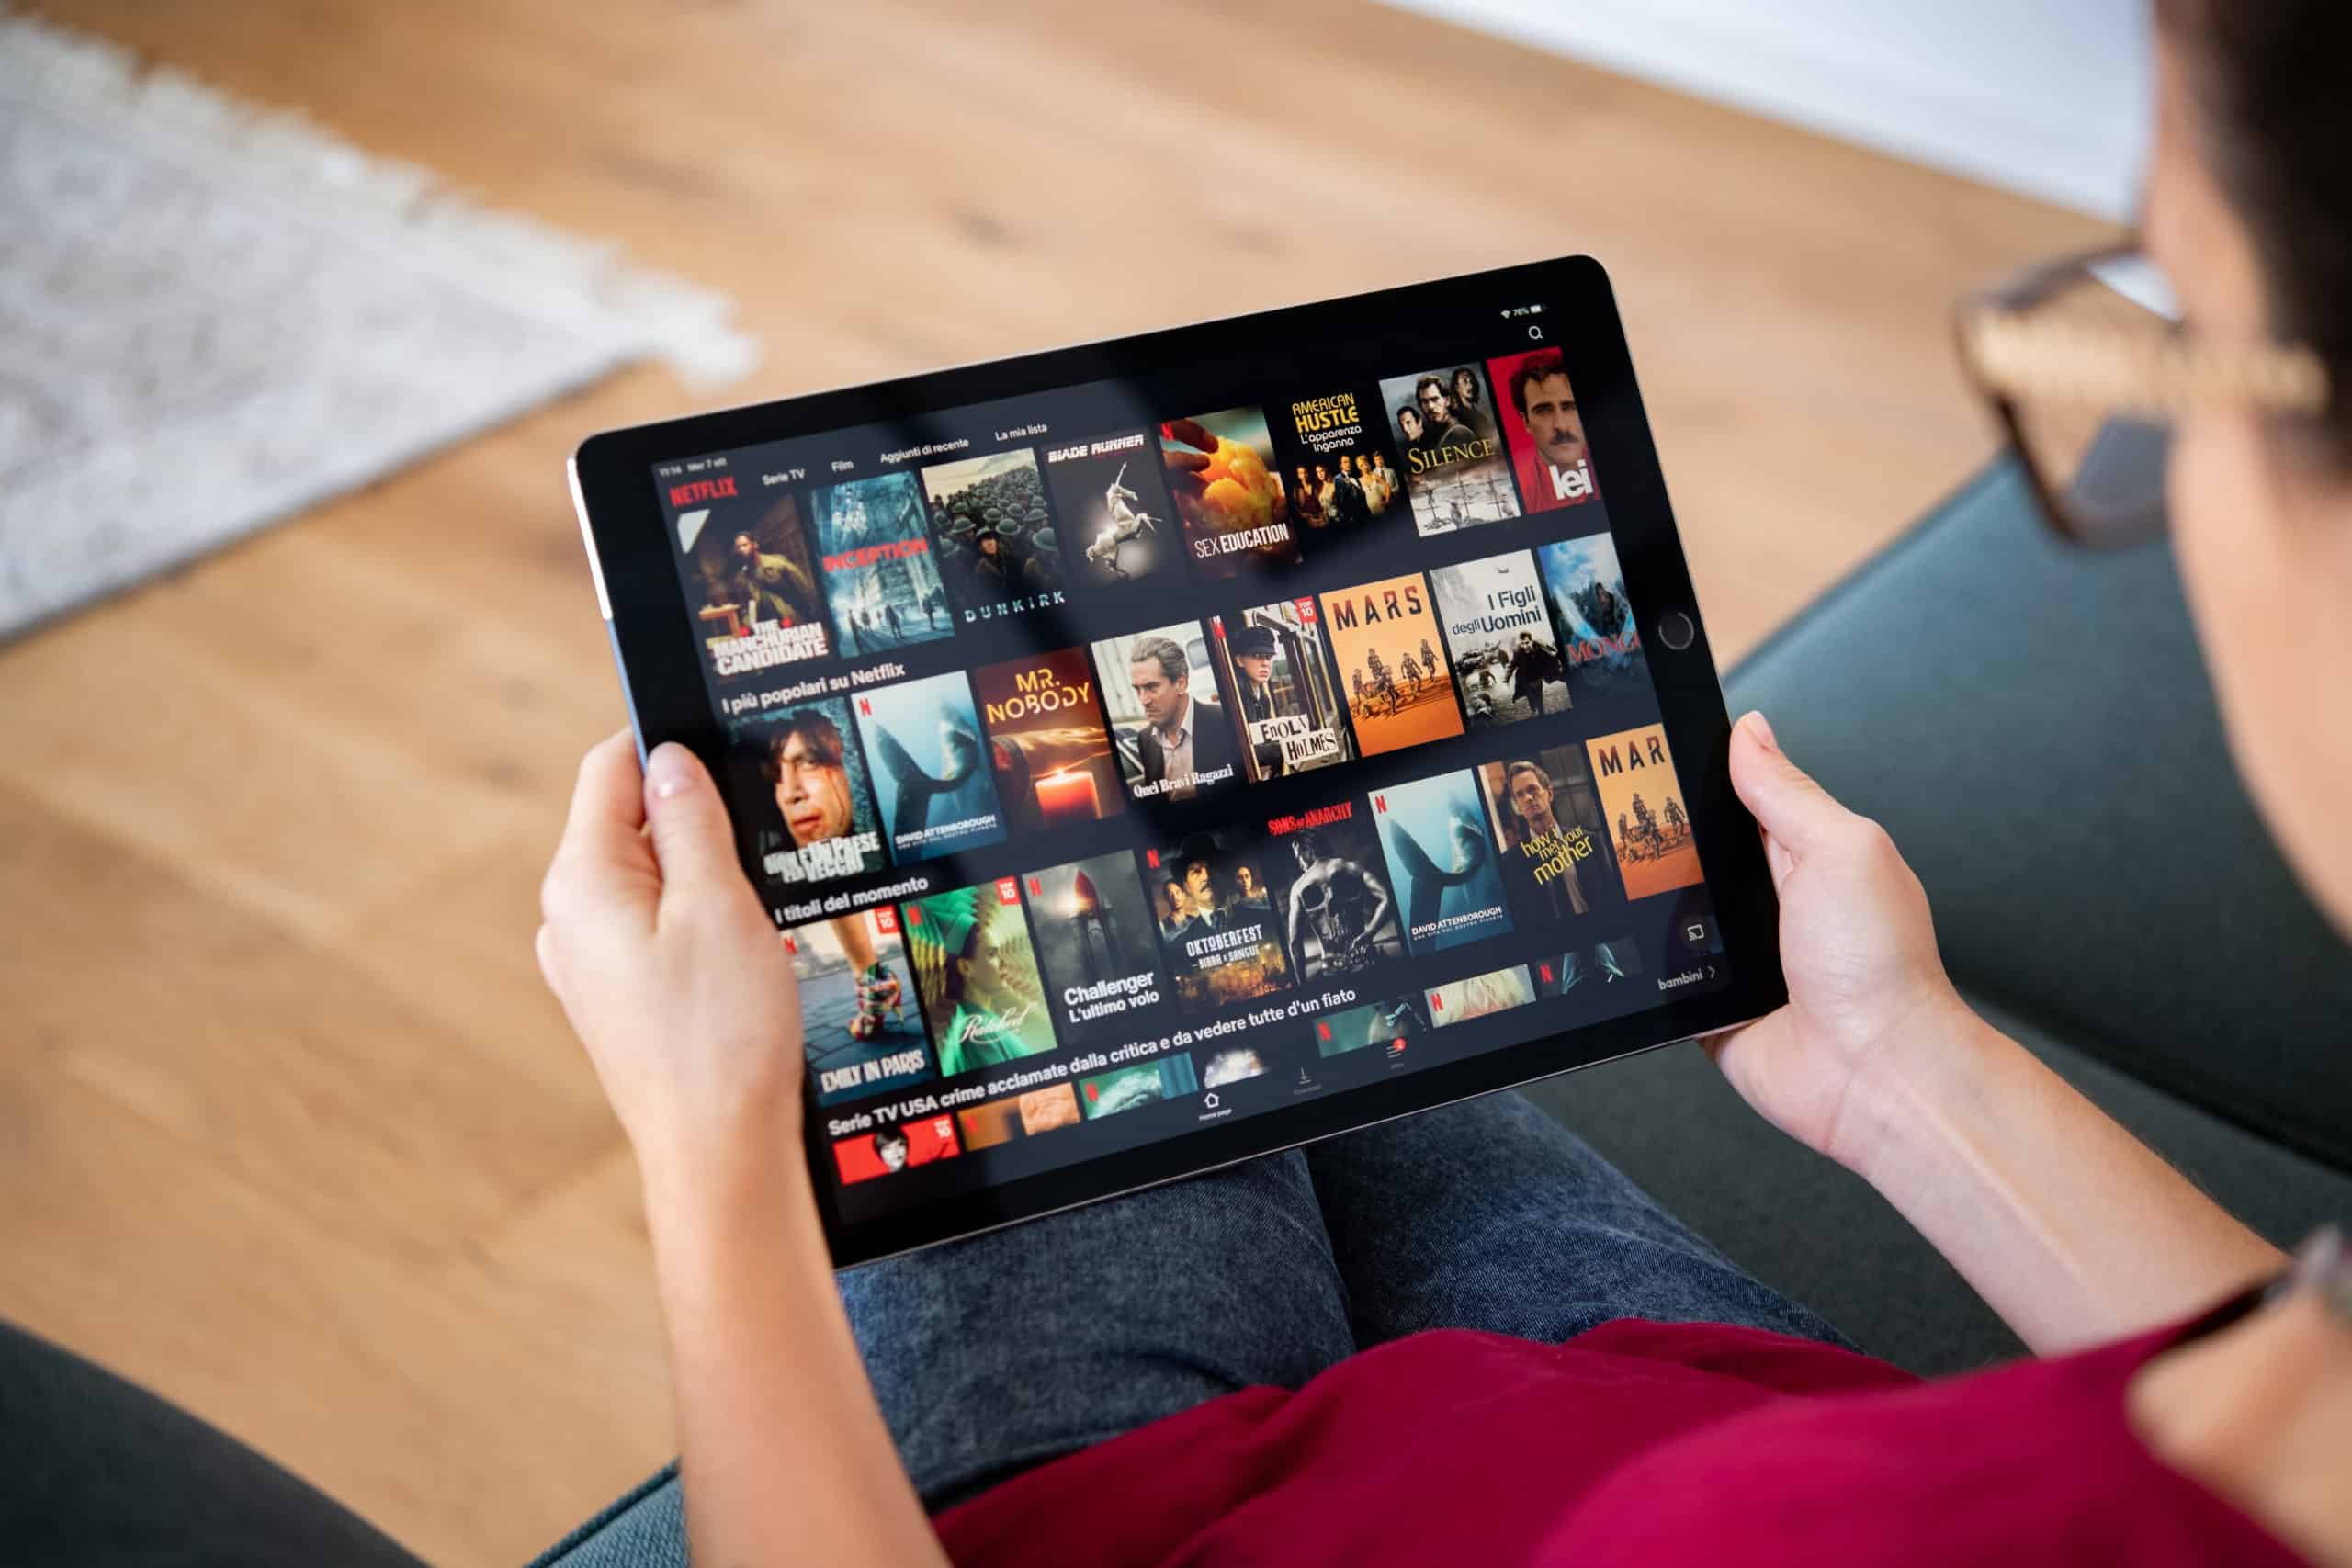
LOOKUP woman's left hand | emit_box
[537,731,803,1189]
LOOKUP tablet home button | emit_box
[1657,611,1696,651]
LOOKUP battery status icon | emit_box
[1529,303,1545,313]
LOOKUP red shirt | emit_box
[936,1317,2304,1565]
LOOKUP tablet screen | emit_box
[603,263,1768,1261]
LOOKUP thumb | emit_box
[642,742,745,902]
[1728,711,1854,863]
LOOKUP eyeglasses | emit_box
[1953,243,2331,547]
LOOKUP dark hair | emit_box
[940,913,986,1007]
[1497,760,1554,846]
[1509,349,1573,420]
[2157,0,2352,456]
[874,1126,909,1155]
[759,710,845,780]
[1414,375,1446,404]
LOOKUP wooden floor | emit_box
[2,2,2112,1561]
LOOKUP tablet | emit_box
[569,255,1783,1267]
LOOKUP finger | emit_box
[1699,1004,1796,1097]
[552,731,654,896]
[1728,711,1853,863]
[642,742,747,905]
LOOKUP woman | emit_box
[535,6,2350,1562]
[910,895,1046,1077]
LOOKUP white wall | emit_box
[1382,0,2151,220]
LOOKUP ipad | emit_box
[569,255,1783,1267]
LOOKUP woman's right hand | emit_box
[1704,711,1991,1170]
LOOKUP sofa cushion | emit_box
[0,1320,425,1568]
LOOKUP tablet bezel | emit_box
[571,255,1784,1268]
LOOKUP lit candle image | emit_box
[1034,767,1100,825]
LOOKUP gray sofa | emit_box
[7,457,2347,1566]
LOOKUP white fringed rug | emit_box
[0,10,757,643]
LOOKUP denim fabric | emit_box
[842,1089,1844,1512]
[839,1146,1356,1511]
[1306,1090,1849,1349]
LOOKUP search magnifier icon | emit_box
[1526,324,1544,340]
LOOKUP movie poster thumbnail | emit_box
[854,671,1008,863]
[1158,408,1303,579]
[1487,347,1601,514]
[1476,748,1623,925]
[1210,599,1353,783]
[1311,995,1430,1063]
[832,1114,960,1186]
[902,876,1059,1077]
[1430,549,1570,728]
[1091,622,1241,804]
[729,698,888,887]
[1318,572,1464,757]
[673,491,830,680]
[920,448,1066,621]
[973,646,1121,834]
[1262,796,1403,983]
[786,908,931,1107]
[1046,431,1178,589]
[1141,829,1295,1012]
[1077,1055,1201,1120]
[1586,724,1705,901]
[956,1083,1082,1151]
[1425,963,1537,1028]
[1533,938,1645,999]
[1202,1044,1272,1087]
[1271,385,1404,538]
[1022,851,1167,1041]
[1536,532,1651,708]
[1372,769,1515,953]
[808,471,955,656]
[1378,365,1521,536]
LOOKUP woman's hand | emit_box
[540,734,949,1566]
[537,732,803,1190]
[1713,711,2281,1348]
[1704,711,1987,1170]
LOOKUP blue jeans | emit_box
[841,1090,1846,1511]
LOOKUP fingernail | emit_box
[647,742,693,799]
[1744,711,1778,751]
